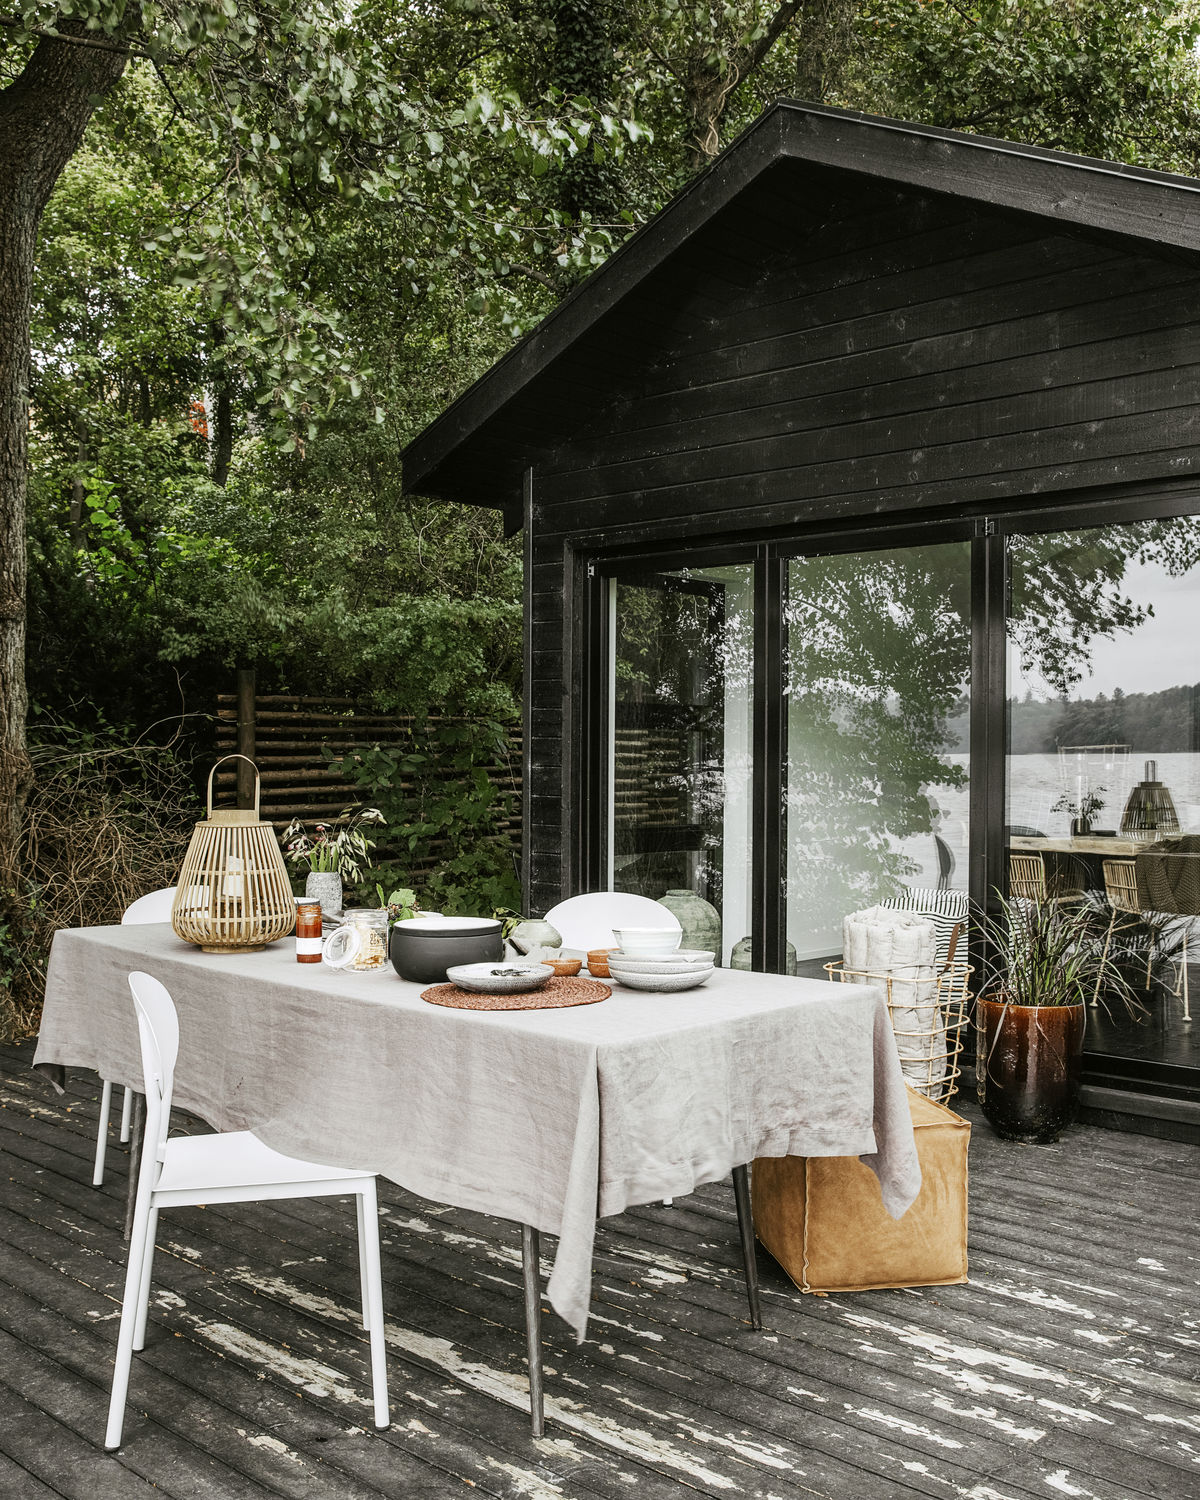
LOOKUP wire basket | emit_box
[824,960,973,1103]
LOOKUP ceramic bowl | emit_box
[611,925,682,957]
[543,955,583,977]
[586,947,618,977]
[608,966,714,993]
[445,962,554,994]
[607,950,715,975]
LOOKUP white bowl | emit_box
[446,962,554,994]
[609,966,714,993]
[611,925,682,957]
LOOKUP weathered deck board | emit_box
[2,1037,1197,1500]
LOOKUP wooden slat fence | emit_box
[214,684,521,883]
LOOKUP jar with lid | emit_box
[323,907,389,973]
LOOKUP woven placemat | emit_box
[421,974,611,1011]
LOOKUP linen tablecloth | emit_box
[35,924,921,1338]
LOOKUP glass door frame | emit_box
[575,481,1200,1103]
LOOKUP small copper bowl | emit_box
[545,955,583,977]
[586,948,617,978]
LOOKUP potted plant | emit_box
[976,892,1144,1143]
[283,806,384,919]
[1050,784,1105,837]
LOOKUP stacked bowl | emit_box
[606,927,715,992]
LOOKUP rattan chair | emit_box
[1008,853,1048,902]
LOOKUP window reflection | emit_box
[609,565,753,963]
[784,544,972,974]
[1006,515,1200,1073]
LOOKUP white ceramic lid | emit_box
[397,916,500,933]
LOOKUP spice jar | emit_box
[323,907,389,973]
[295,897,322,963]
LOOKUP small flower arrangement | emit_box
[283,806,385,883]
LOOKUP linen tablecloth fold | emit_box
[35,925,920,1340]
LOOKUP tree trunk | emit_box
[0,28,129,863]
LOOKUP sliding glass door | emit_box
[607,564,754,964]
[1006,515,1200,1083]
[783,542,972,976]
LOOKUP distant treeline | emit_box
[1008,684,1200,755]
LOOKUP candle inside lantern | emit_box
[223,855,245,901]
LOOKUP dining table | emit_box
[33,921,922,1432]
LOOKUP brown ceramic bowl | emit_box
[545,955,583,977]
[586,948,617,978]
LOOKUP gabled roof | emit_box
[403,99,1200,512]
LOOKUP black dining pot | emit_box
[389,917,503,984]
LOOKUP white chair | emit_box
[94,887,178,1187]
[106,972,389,1449]
[543,891,682,954]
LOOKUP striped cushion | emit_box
[878,887,968,968]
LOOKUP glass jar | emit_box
[295,897,323,964]
[323,907,389,973]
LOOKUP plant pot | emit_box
[976,996,1086,1144]
[1070,817,1092,837]
[305,870,343,921]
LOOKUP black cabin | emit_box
[404,101,1200,1132]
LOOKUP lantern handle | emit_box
[207,755,261,818]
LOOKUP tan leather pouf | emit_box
[752,1086,969,1293]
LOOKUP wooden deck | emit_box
[1,1036,1196,1500]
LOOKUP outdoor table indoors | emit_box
[33,921,922,1438]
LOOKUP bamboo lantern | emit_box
[1120,759,1181,843]
[172,756,295,953]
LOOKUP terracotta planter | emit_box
[976,996,1086,1144]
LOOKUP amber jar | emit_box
[295,897,323,963]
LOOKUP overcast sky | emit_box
[1015,558,1200,699]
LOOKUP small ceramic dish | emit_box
[544,955,583,977]
[611,925,682,957]
[586,947,618,977]
[446,962,554,994]
[608,966,714,993]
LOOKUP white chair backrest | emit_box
[127,972,179,1169]
[543,892,682,953]
[122,888,178,925]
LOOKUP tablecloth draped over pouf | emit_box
[34,924,922,1340]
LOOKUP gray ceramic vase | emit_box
[730,936,799,976]
[305,870,343,920]
[657,889,721,959]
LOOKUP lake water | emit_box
[898,752,1200,888]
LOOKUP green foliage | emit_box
[332,719,521,917]
[866,0,1200,170]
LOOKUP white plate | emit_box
[608,948,715,970]
[609,967,714,993]
[446,962,554,994]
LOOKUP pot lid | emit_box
[395,916,501,934]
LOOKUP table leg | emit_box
[731,1164,762,1331]
[123,1093,145,1243]
[521,1223,544,1437]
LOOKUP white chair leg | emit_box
[105,1187,154,1449]
[359,1183,389,1429]
[1183,928,1192,1023]
[132,1206,159,1352]
[356,1192,370,1332]
[119,1086,133,1143]
[93,1080,113,1186]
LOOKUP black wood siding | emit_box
[523,179,1200,914]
